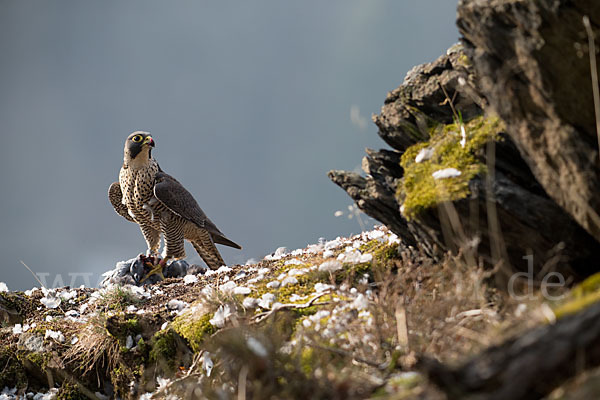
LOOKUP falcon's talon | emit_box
[108,131,242,276]
[140,258,168,283]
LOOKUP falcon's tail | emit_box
[192,231,226,270]
[211,233,242,250]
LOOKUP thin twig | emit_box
[20,259,66,313]
[438,82,461,122]
[19,260,47,289]
[583,16,600,164]
[252,292,331,323]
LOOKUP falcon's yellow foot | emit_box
[141,257,169,283]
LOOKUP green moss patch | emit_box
[172,310,216,352]
[552,272,600,319]
[399,115,504,219]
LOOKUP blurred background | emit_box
[0,1,458,290]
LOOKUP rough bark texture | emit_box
[458,0,600,240]
[419,301,600,400]
[329,1,600,279]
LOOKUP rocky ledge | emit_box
[329,0,600,283]
[3,226,600,399]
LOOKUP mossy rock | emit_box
[149,329,177,372]
[105,314,141,345]
[57,382,87,400]
[0,344,27,389]
[0,292,34,324]
[172,309,216,353]
[552,272,600,319]
[398,114,504,219]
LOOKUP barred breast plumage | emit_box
[108,131,241,271]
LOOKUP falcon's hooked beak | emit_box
[143,136,155,147]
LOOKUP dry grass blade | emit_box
[395,299,410,350]
[64,316,119,377]
[583,16,600,164]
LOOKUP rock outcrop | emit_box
[458,0,600,241]
[330,0,600,281]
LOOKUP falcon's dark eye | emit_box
[132,135,143,143]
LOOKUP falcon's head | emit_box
[124,131,155,164]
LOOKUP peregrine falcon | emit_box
[109,131,241,277]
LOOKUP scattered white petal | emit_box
[415,147,435,163]
[265,247,288,261]
[12,324,22,335]
[515,303,527,318]
[325,238,343,250]
[0,282,8,292]
[302,319,312,328]
[334,210,344,217]
[203,352,214,376]
[291,248,304,256]
[388,233,400,245]
[287,268,305,277]
[289,294,307,302]
[314,283,334,293]
[71,336,79,345]
[432,168,462,179]
[266,281,281,289]
[247,337,268,357]
[125,335,134,349]
[360,253,373,263]
[258,293,275,309]
[216,266,232,274]
[367,230,385,240]
[243,297,259,308]
[233,286,251,295]
[59,290,77,301]
[40,295,61,309]
[319,260,342,272]
[156,376,170,391]
[161,322,169,330]
[352,294,369,310]
[126,305,137,313]
[276,272,287,281]
[45,329,65,342]
[183,274,198,284]
[281,276,298,287]
[209,305,232,328]
[167,299,188,311]
[201,285,214,297]
[129,286,151,299]
[322,249,334,258]
[219,281,237,293]
[234,271,247,280]
[460,124,467,148]
[284,258,302,266]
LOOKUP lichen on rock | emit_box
[399,115,504,219]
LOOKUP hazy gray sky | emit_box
[0,1,458,290]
